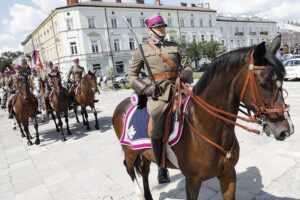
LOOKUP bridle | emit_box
[177,50,290,158]
[239,51,290,124]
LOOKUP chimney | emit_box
[116,0,122,2]
[66,0,78,6]
[136,0,145,4]
[154,0,161,6]
[181,2,187,7]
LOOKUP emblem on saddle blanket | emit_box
[120,95,190,150]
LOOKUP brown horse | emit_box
[13,76,40,146]
[112,36,294,199]
[74,71,99,130]
[48,74,72,141]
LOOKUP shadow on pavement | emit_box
[158,166,298,200]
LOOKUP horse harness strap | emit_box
[240,51,288,119]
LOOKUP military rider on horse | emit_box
[128,14,193,184]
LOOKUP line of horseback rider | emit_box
[0,57,97,119]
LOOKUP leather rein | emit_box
[176,51,289,158]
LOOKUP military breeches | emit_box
[147,98,170,139]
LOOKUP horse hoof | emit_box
[35,139,40,145]
[41,120,45,123]
[56,128,60,132]
[12,127,17,130]
[67,131,72,135]
[21,134,25,138]
[27,141,33,146]
[61,137,67,142]
[95,126,99,130]
[87,126,91,130]
[30,136,34,140]
[76,120,80,123]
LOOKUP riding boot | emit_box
[151,138,170,184]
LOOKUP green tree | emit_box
[199,41,226,61]
[0,51,22,72]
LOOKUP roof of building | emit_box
[217,15,276,24]
[56,1,216,12]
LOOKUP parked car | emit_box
[195,63,209,72]
[284,58,300,80]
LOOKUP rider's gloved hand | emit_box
[144,85,162,98]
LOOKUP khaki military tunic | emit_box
[67,65,86,82]
[128,39,192,139]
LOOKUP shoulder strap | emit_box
[147,42,177,70]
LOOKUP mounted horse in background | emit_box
[74,71,99,130]
[32,76,46,122]
[112,36,294,200]
[48,73,72,141]
[13,76,40,146]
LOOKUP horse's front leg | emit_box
[33,117,40,145]
[17,121,25,138]
[64,111,72,135]
[83,107,90,130]
[73,104,80,123]
[186,177,202,200]
[56,111,66,142]
[23,121,33,146]
[80,107,87,126]
[217,163,236,200]
[51,111,60,132]
[91,105,99,130]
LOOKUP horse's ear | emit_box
[93,71,96,75]
[269,35,281,55]
[253,42,266,64]
[88,70,92,75]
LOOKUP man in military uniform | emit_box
[5,67,19,118]
[128,15,193,184]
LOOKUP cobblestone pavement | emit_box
[0,81,299,200]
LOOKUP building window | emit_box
[192,35,197,42]
[91,40,99,53]
[140,18,146,28]
[180,18,185,27]
[209,19,212,27]
[201,35,205,41]
[116,61,124,73]
[129,38,135,50]
[111,18,117,28]
[220,27,223,34]
[181,35,187,43]
[200,19,203,27]
[66,18,73,30]
[210,35,214,41]
[127,18,132,27]
[221,40,225,45]
[114,39,120,51]
[167,18,172,27]
[70,42,78,55]
[88,18,95,29]
[191,19,195,27]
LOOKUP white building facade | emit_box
[216,15,277,51]
[21,0,217,78]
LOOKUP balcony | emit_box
[260,31,268,35]
[249,32,256,35]
[235,32,244,36]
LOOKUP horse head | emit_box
[85,70,97,93]
[239,35,294,140]
[17,77,30,101]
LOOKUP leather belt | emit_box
[153,71,178,80]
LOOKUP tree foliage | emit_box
[0,51,22,73]
[178,41,226,63]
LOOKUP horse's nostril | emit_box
[278,132,289,141]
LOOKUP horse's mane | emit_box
[193,45,286,95]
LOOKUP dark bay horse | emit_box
[13,76,40,146]
[74,71,99,130]
[112,36,294,200]
[48,74,72,141]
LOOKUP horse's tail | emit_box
[133,154,143,177]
